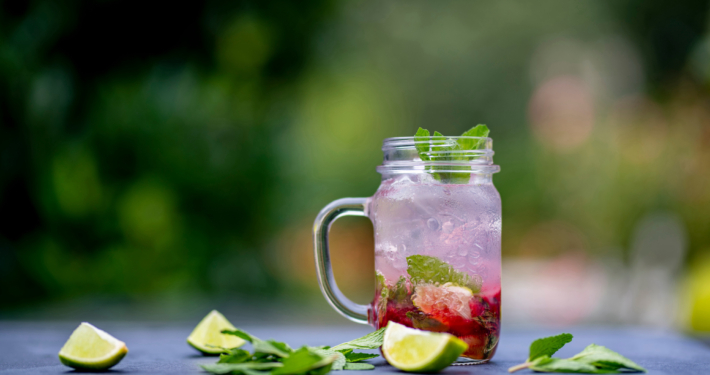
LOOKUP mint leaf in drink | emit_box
[201,362,283,374]
[528,356,600,373]
[528,333,573,362]
[343,363,375,370]
[218,348,252,363]
[330,328,386,351]
[272,347,336,375]
[571,344,646,372]
[343,352,379,362]
[406,255,482,292]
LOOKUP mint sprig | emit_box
[528,333,573,362]
[508,334,646,373]
[413,125,490,184]
[571,344,646,372]
[205,328,385,375]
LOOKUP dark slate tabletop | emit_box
[1,321,708,374]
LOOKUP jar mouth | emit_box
[377,136,500,175]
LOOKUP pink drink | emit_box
[367,174,501,361]
[314,134,501,364]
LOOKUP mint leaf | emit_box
[407,310,448,331]
[309,348,347,371]
[343,352,379,363]
[222,329,291,358]
[343,363,375,370]
[411,125,491,184]
[414,127,431,161]
[528,333,573,362]
[509,334,645,374]
[218,348,252,363]
[201,362,283,375]
[272,347,335,375]
[528,356,602,373]
[572,344,646,372]
[457,124,489,151]
[330,328,385,351]
[406,255,481,292]
[211,328,383,374]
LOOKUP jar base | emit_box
[452,357,490,366]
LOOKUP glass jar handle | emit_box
[313,197,370,324]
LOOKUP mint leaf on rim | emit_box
[414,127,431,161]
[457,124,490,152]
[412,125,490,184]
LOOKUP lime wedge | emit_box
[187,310,245,354]
[58,322,128,370]
[382,321,468,372]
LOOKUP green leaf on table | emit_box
[330,328,386,351]
[529,356,602,373]
[528,333,574,362]
[343,352,379,363]
[308,348,347,371]
[571,344,646,372]
[272,347,336,375]
[201,362,283,375]
[406,255,481,292]
[222,329,292,358]
[218,348,252,363]
[343,363,375,370]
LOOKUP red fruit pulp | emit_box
[369,285,500,361]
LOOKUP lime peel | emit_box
[187,310,246,354]
[382,321,468,372]
[58,322,128,370]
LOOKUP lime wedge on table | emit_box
[58,322,128,370]
[382,321,468,373]
[187,310,245,354]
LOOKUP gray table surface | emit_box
[0,321,708,374]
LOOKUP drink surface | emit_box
[367,173,501,361]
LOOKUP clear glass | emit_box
[314,136,501,364]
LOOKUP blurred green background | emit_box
[2,0,710,332]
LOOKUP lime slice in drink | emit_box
[187,310,245,354]
[58,322,128,370]
[382,321,468,373]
